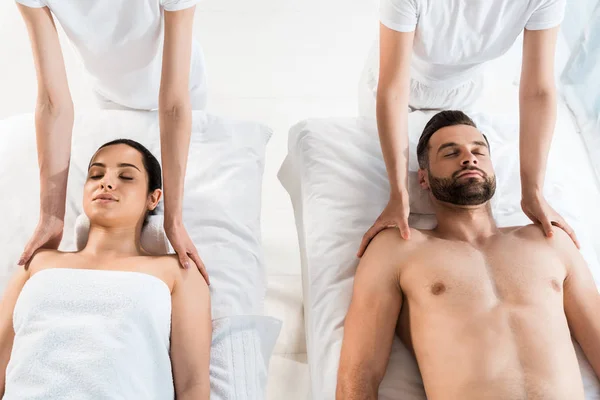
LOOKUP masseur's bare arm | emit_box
[358,27,415,256]
[337,229,404,399]
[160,7,209,284]
[170,257,212,400]
[560,230,600,378]
[0,268,31,396]
[519,26,578,247]
[17,4,74,266]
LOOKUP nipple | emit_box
[431,282,446,295]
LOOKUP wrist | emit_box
[164,213,183,228]
[39,213,65,227]
[389,184,409,200]
[521,185,543,202]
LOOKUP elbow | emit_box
[159,102,191,123]
[36,93,73,120]
[159,90,191,118]
[519,84,556,102]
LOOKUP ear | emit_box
[147,189,163,211]
[418,169,430,190]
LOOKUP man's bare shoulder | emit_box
[503,224,578,255]
[505,224,570,244]
[367,227,431,260]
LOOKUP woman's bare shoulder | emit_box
[26,249,71,272]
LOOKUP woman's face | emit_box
[83,144,161,228]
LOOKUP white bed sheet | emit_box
[279,98,600,398]
[265,275,310,400]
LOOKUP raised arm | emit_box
[519,26,578,247]
[170,260,212,400]
[337,229,404,399]
[358,26,415,257]
[17,4,74,266]
[0,268,31,396]
[560,231,600,378]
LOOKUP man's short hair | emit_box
[416,110,489,169]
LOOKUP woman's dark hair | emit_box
[92,139,162,226]
[416,110,489,169]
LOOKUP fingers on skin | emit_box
[189,251,210,285]
[177,250,190,270]
[19,240,39,266]
[398,219,411,240]
[551,220,581,249]
[358,225,381,258]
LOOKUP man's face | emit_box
[419,124,496,206]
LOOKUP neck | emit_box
[81,224,142,258]
[432,199,498,245]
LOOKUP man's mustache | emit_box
[452,166,487,180]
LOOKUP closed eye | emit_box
[120,176,133,181]
[444,152,459,158]
[90,175,103,180]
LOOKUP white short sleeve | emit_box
[380,0,418,32]
[526,0,566,30]
[161,0,199,12]
[14,0,46,8]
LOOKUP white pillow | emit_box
[74,214,170,255]
[0,110,269,319]
[278,113,600,399]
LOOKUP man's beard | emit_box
[428,167,496,206]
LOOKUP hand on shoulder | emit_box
[25,248,63,273]
[160,254,209,291]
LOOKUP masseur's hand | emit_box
[358,190,411,257]
[521,194,580,248]
[18,214,64,267]
[165,218,210,285]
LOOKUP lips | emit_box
[458,171,483,179]
[455,169,485,179]
[93,193,118,201]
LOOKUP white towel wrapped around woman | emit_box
[5,268,173,400]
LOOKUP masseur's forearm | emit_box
[376,88,411,196]
[519,87,557,199]
[177,385,210,400]
[35,97,74,221]
[159,100,192,224]
[337,375,378,400]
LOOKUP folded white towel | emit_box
[4,268,174,400]
[74,214,170,255]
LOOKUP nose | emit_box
[461,152,478,166]
[100,177,114,190]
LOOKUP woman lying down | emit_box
[0,139,211,399]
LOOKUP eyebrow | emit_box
[89,162,141,171]
[437,141,489,153]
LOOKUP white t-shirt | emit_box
[380,0,566,88]
[16,0,206,110]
